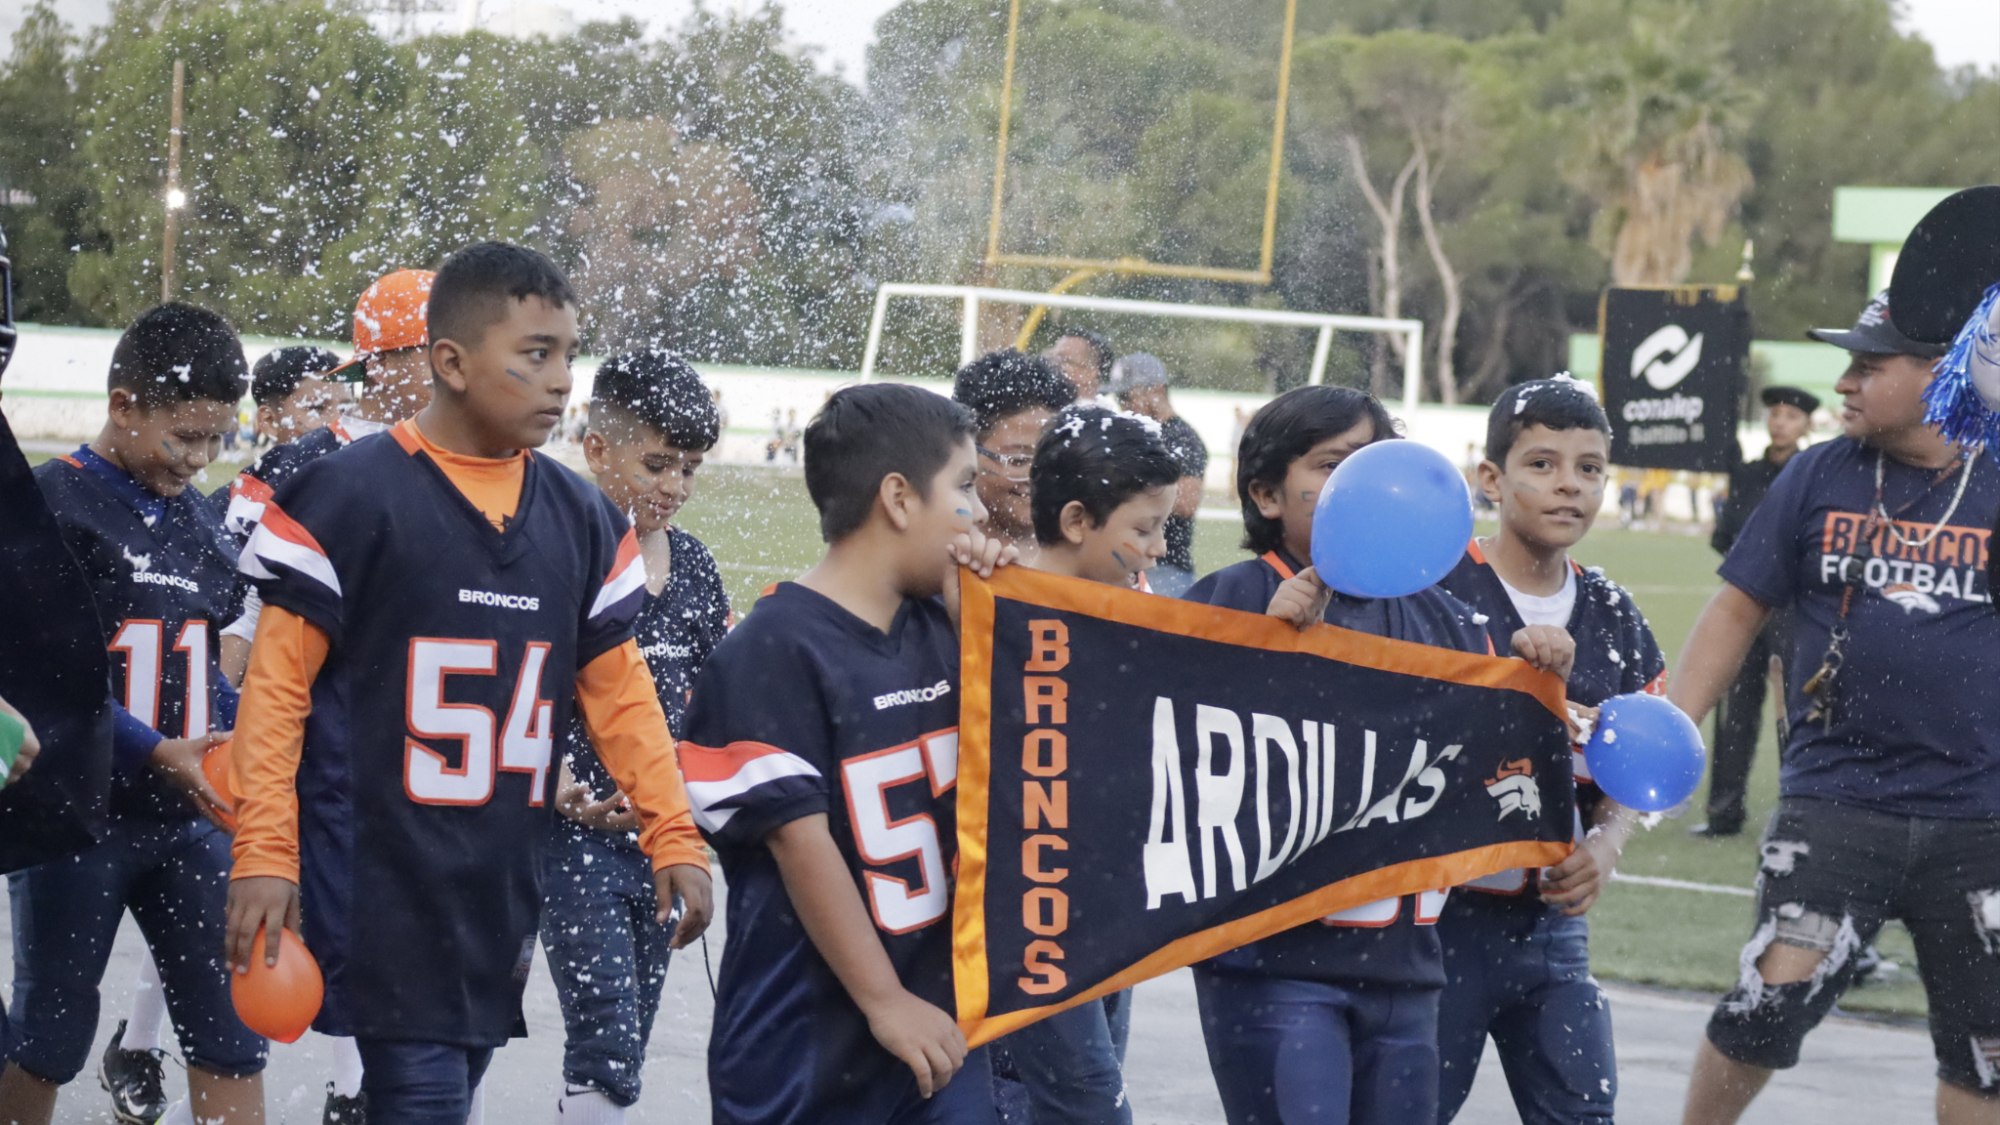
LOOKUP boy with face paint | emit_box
[542,349,728,1125]
[978,404,1181,1125]
[1433,377,1667,1124]
[4,304,267,1125]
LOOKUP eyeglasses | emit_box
[977,445,1033,482]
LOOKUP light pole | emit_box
[160,58,185,303]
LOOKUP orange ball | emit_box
[231,926,324,1044]
[201,738,237,832]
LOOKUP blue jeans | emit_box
[539,827,673,1106]
[993,993,1133,1125]
[7,818,265,1082]
[1436,905,1613,1124]
[356,1039,493,1125]
[1193,970,1440,1125]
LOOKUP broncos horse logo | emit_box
[1485,759,1542,821]
[1882,583,1942,615]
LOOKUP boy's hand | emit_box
[555,760,639,832]
[1265,567,1331,631]
[1510,625,1575,681]
[0,694,41,783]
[947,526,1016,579]
[1539,830,1620,916]
[654,863,714,948]
[148,729,235,831]
[861,988,968,1099]
[943,527,1019,634]
[225,874,301,971]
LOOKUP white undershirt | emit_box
[1495,565,1577,629]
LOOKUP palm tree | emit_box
[1567,16,1756,286]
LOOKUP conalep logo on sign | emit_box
[1599,287,1749,471]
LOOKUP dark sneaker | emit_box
[98,1021,168,1125]
[1688,821,1743,838]
[323,1083,366,1125]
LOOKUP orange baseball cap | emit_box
[329,269,435,379]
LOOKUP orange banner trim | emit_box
[951,565,1573,1045]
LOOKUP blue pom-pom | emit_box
[1922,282,2000,450]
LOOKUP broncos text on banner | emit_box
[951,568,1575,1045]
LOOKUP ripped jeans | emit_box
[1706,796,2000,1093]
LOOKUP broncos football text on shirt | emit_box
[1722,437,2000,817]
[235,421,704,1046]
[1181,550,1486,986]
[680,582,974,1125]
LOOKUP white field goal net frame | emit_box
[858,284,1427,411]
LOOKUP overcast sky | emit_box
[4,0,1996,87]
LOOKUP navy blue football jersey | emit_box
[1439,542,1666,904]
[218,417,386,548]
[1183,549,1489,987]
[560,525,729,853]
[680,582,962,1124]
[242,425,645,1046]
[37,449,242,821]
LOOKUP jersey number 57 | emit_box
[404,638,554,806]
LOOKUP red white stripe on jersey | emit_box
[680,739,823,835]
[222,472,275,540]
[241,499,341,597]
[587,530,646,624]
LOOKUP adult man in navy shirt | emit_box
[1668,291,2000,1125]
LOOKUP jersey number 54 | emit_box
[404,638,554,807]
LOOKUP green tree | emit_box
[0,2,96,324]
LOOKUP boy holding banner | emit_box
[679,384,1009,1125]
[1181,385,1573,1125]
[1434,378,1667,1124]
[984,404,1182,1125]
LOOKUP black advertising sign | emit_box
[1598,286,1750,471]
[952,567,1574,1045]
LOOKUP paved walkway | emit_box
[13,910,1938,1124]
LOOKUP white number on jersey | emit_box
[843,729,959,934]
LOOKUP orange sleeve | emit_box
[575,640,710,874]
[229,605,328,882]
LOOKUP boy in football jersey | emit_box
[984,404,1181,1125]
[250,346,342,446]
[224,242,712,1125]
[1432,379,1663,1124]
[680,382,1008,1125]
[540,349,728,1125]
[952,349,1076,564]
[218,270,435,693]
[1182,385,1571,1125]
[2,304,264,1125]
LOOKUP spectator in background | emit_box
[1696,383,1819,837]
[1045,327,1115,405]
[1109,352,1207,596]
[249,346,342,447]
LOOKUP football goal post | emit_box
[857,284,1428,412]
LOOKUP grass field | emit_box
[35,452,1926,1019]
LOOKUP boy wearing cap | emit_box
[1671,223,2000,1123]
[1697,382,1818,838]
[1109,352,1206,596]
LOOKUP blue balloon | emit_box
[1584,693,1707,813]
[1309,440,1473,599]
